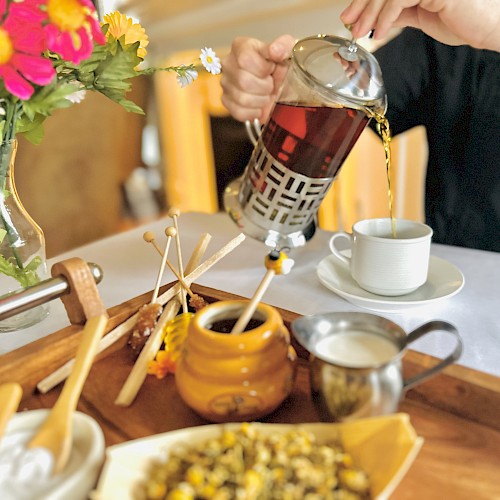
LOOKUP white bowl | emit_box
[0,409,105,500]
[94,414,423,500]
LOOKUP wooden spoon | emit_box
[0,382,22,440]
[27,314,108,474]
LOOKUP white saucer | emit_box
[317,254,464,312]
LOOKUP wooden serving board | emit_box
[1,283,499,500]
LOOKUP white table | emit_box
[2,212,499,377]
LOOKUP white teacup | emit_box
[329,218,433,296]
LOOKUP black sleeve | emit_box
[371,28,433,136]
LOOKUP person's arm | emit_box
[220,35,295,123]
[341,0,500,52]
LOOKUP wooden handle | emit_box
[0,383,22,439]
[53,314,109,415]
[28,313,108,474]
[51,258,108,325]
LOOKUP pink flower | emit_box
[43,0,105,64]
[0,0,55,100]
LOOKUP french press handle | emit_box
[244,119,262,146]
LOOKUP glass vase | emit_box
[0,139,49,332]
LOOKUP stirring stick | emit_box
[144,230,195,298]
[231,249,294,334]
[184,233,212,273]
[114,297,180,406]
[151,227,176,304]
[168,208,188,313]
[143,231,162,255]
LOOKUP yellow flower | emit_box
[103,11,149,59]
[47,0,86,33]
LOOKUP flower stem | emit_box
[0,141,25,271]
[1,100,21,143]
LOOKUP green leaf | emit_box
[89,41,144,113]
[22,82,77,118]
[0,255,42,288]
[72,42,110,76]
[98,91,144,114]
[19,121,45,145]
[16,113,46,144]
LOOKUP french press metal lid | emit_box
[291,34,387,114]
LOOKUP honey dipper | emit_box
[231,249,294,334]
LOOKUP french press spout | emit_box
[224,34,387,249]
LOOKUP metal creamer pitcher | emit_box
[291,312,463,421]
[224,34,386,248]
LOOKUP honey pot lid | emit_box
[292,34,387,112]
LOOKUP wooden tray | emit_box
[1,283,499,499]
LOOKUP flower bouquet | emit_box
[0,0,220,330]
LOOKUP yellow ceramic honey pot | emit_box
[175,300,297,422]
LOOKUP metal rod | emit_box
[0,262,103,321]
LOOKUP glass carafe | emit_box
[224,35,387,248]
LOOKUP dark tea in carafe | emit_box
[262,102,369,179]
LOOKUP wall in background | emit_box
[115,0,350,59]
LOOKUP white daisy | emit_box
[66,89,87,104]
[200,47,221,75]
[64,82,87,104]
[176,66,199,88]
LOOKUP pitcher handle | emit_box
[403,321,463,391]
[245,119,262,146]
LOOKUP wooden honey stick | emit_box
[143,230,195,298]
[125,228,177,354]
[168,208,188,313]
[151,227,176,304]
[143,230,162,255]
[231,249,294,334]
[114,296,181,407]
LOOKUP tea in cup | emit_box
[329,218,433,296]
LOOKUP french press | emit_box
[224,34,387,248]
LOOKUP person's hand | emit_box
[220,35,296,123]
[341,0,500,51]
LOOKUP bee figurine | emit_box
[264,248,295,275]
